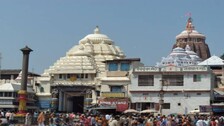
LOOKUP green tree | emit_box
[220,53,224,60]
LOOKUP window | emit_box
[76,74,88,79]
[96,91,100,97]
[111,86,122,92]
[59,74,66,79]
[13,92,18,97]
[136,103,141,111]
[197,93,201,95]
[81,74,84,78]
[108,63,118,71]
[120,63,130,71]
[143,93,149,95]
[162,75,184,86]
[193,74,201,82]
[0,92,3,97]
[162,103,170,109]
[85,74,88,78]
[0,99,12,104]
[40,87,44,93]
[138,75,154,86]
[59,74,62,79]
[5,92,12,97]
[173,93,178,96]
[67,74,70,79]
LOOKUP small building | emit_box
[198,55,224,115]
[96,58,143,113]
[0,69,40,112]
[130,65,214,115]
[0,83,37,112]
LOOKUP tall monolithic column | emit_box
[17,46,33,116]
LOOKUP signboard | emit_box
[39,100,51,109]
[98,98,129,112]
[161,66,181,72]
[182,66,207,71]
[135,67,159,72]
[199,105,212,112]
[102,92,125,98]
[212,105,224,113]
[200,105,224,113]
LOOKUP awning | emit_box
[214,88,224,95]
[101,77,130,82]
[90,106,116,110]
[0,105,38,109]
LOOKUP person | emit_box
[33,111,39,124]
[5,111,11,121]
[25,112,32,126]
[9,111,15,125]
[108,115,118,126]
[90,115,96,126]
[37,112,45,126]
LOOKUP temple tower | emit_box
[173,17,211,60]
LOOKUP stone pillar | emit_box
[17,46,32,116]
[51,88,59,112]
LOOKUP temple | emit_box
[37,26,126,112]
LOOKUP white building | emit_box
[130,65,214,116]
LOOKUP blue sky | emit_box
[0,0,223,74]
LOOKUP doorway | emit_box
[72,96,84,113]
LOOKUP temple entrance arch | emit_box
[51,86,94,113]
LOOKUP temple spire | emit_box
[186,17,194,33]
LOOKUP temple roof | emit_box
[198,55,224,66]
[0,83,35,93]
[156,45,202,67]
[42,26,125,76]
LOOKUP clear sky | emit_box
[0,0,224,74]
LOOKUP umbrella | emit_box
[124,109,139,113]
[140,109,158,113]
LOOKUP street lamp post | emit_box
[159,79,165,116]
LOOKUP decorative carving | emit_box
[52,89,59,98]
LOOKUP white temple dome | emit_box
[175,17,205,40]
[42,26,125,76]
[79,26,113,45]
[176,30,205,39]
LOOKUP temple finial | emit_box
[185,16,195,33]
[94,26,100,34]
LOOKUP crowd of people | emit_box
[0,110,224,126]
